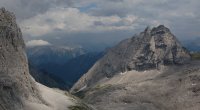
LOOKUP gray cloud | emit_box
[0,0,199,51]
[87,0,200,39]
[0,0,74,21]
[26,40,51,47]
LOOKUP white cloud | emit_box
[26,40,51,47]
[20,7,138,37]
[1,0,199,41]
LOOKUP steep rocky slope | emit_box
[0,8,43,110]
[71,25,191,93]
[0,8,92,110]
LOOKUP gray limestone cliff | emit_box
[71,25,191,93]
[0,8,43,110]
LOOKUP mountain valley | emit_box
[0,7,200,110]
[27,46,103,89]
[0,8,92,110]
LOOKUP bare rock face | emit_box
[71,25,191,93]
[0,8,42,110]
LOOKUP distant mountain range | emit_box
[26,45,86,66]
[58,52,104,86]
[26,31,200,91]
[26,45,103,89]
[183,38,200,52]
[29,63,69,90]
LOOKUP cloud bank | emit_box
[0,0,199,50]
[26,40,51,47]
[21,8,138,37]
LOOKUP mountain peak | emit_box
[0,7,6,12]
[144,26,151,33]
[151,25,170,35]
[0,8,43,110]
[0,7,16,24]
[143,25,169,32]
[71,25,191,93]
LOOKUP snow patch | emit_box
[77,85,87,92]
[24,83,75,110]
[26,40,51,47]
[192,83,197,86]
[120,71,127,75]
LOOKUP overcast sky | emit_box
[0,0,199,49]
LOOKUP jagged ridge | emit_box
[71,25,191,93]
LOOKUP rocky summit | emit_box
[71,25,191,93]
[70,25,200,110]
[0,8,43,110]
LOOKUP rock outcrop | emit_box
[71,25,191,93]
[0,8,42,110]
[80,61,200,110]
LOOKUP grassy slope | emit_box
[191,52,200,60]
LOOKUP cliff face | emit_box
[71,25,191,93]
[0,8,42,110]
